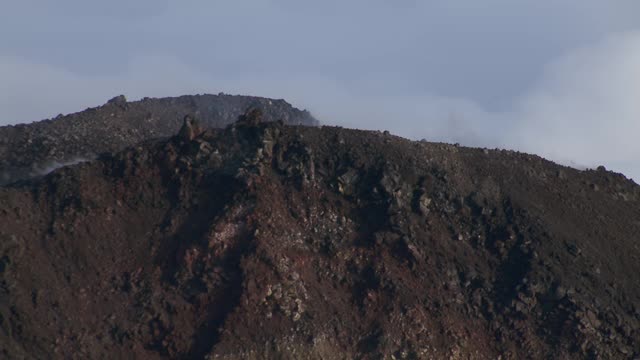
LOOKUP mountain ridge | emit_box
[0,93,318,185]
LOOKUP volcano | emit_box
[0,98,639,359]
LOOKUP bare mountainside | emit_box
[1,112,639,359]
[0,94,318,185]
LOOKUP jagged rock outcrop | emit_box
[1,116,639,359]
[0,94,318,185]
[177,114,204,141]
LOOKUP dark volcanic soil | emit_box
[1,117,640,359]
[0,94,318,185]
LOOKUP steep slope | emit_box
[0,94,318,185]
[1,119,639,359]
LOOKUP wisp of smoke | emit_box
[32,157,93,177]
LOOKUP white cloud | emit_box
[1,31,639,183]
[289,31,640,181]
[303,31,640,182]
[509,31,640,179]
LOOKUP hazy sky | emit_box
[1,1,640,181]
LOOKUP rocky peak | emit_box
[0,94,319,185]
[235,107,264,126]
[106,94,128,109]
[178,114,204,141]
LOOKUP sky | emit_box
[1,1,639,181]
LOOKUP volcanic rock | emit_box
[0,110,639,359]
[178,114,204,141]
